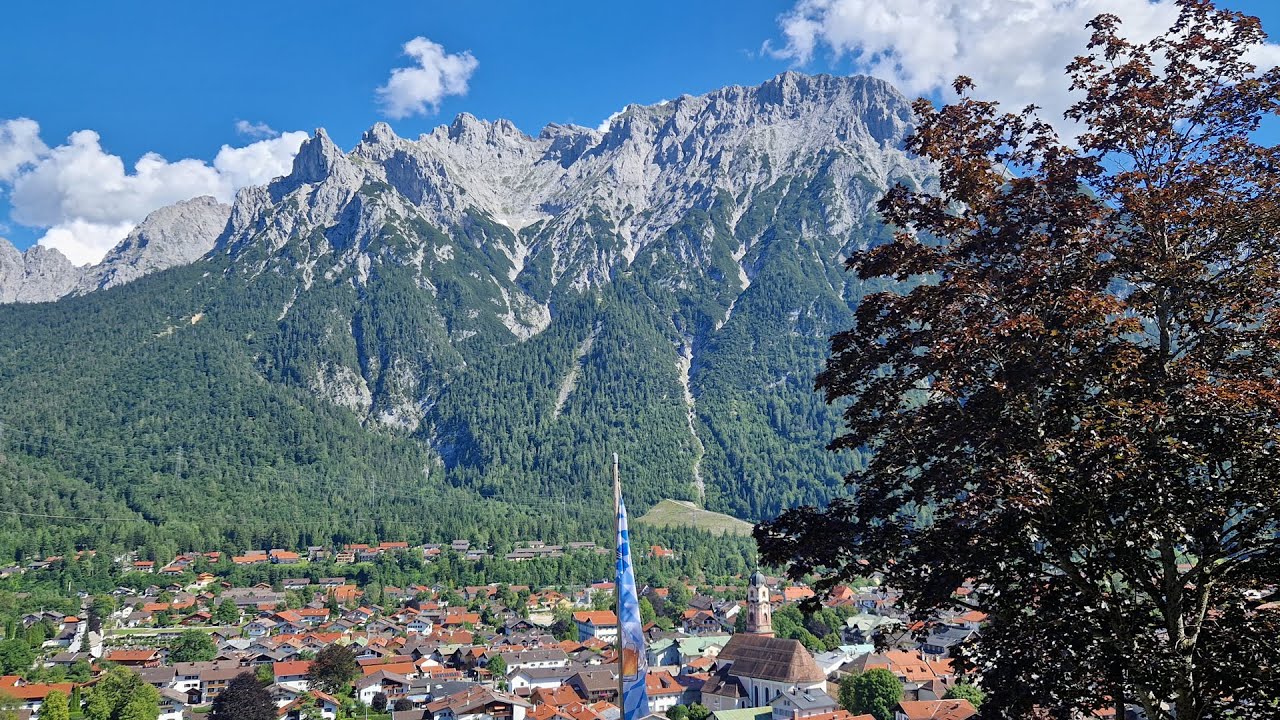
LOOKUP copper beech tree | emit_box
[757,2,1280,718]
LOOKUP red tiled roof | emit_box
[0,679,75,700]
[572,611,618,626]
[645,670,683,696]
[531,684,583,707]
[895,700,977,720]
[106,649,159,662]
[273,660,313,677]
[361,661,416,676]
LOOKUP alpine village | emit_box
[0,2,1277,720]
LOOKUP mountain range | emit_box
[0,72,932,562]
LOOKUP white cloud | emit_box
[596,107,627,133]
[214,131,310,189]
[377,36,478,119]
[0,121,307,266]
[234,119,278,139]
[771,0,1280,130]
[0,118,48,182]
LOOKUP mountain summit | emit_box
[0,196,230,303]
[0,73,931,549]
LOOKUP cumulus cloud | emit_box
[214,131,310,188]
[770,0,1280,130]
[0,121,307,265]
[0,118,48,182]
[234,119,278,139]
[377,36,478,119]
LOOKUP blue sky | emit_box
[1,0,1277,262]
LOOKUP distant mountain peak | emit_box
[0,196,230,303]
[2,72,926,309]
[290,128,347,185]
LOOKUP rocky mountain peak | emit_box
[0,196,230,303]
[0,240,79,303]
[78,196,231,293]
[362,121,398,146]
[5,72,931,310]
[290,128,347,185]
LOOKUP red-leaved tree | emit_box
[757,2,1280,718]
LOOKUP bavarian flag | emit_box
[616,484,649,720]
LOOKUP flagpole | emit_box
[613,451,624,712]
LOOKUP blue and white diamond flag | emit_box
[616,482,649,720]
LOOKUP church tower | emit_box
[746,571,773,636]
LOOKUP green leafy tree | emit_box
[487,654,507,679]
[296,694,324,720]
[667,585,691,617]
[639,597,656,625]
[210,672,274,720]
[551,605,575,641]
[255,663,275,685]
[213,600,240,625]
[945,683,985,709]
[591,591,615,612]
[821,632,842,652]
[307,644,358,694]
[118,693,159,720]
[837,670,902,720]
[25,622,48,648]
[667,706,689,720]
[38,690,69,720]
[0,639,34,674]
[67,655,91,676]
[169,630,217,663]
[0,693,21,720]
[686,704,710,720]
[84,666,159,720]
[371,692,388,713]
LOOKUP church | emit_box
[700,572,828,711]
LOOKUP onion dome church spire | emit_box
[746,570,773,637]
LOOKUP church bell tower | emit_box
[746,571,773,637]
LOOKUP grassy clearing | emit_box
[637,499,754,537]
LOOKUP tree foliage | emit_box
[84,667,159,720]
[210,672,274,720]
[37,691,69,720]
[945,683,985,710]
[0,639,32,675]
[758,2,1280,719]
[487,654,507,679]
[307,643,358,694]
[168,629,217,663]
[838,670,903,720]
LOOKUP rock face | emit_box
[0,241,80,303]
[219,71,924,290]
[79,196,232,293]
[197,71,930,433]
[0,196,231,304]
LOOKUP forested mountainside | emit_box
[0,71,931,564]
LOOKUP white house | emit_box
[572,610,618,643]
